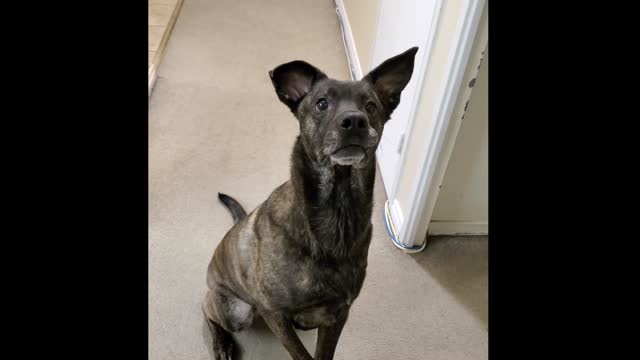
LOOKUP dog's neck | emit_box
[290,137,375,259]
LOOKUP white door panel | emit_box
[372,0,439,197]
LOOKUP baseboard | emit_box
[428,221,488,236]
[149,65,157,96]
[149,0,185,97]
[335,0,363,80]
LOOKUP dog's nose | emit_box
[338,112,369,134]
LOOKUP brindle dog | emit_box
[203,47,418,360]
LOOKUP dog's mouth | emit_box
[329,145,366,166]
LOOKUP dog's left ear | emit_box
[363,46,418,116]
[269,61,327,113]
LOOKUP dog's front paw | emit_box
[214,339,233,360]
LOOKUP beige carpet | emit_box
[148,0,488,359]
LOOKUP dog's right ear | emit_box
[269,61,327,112]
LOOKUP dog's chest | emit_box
[289,260,362,329]
[290,257,365,306]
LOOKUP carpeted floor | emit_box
[148,1,487,359]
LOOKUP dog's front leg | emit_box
[314,306,349,360]
[261,310,313,360]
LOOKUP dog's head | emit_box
[269,47,418,168]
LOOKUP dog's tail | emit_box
[218,193,247,224]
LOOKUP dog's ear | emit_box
[363,47,418,116]
[269,60,327,112]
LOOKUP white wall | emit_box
[430,49,488,235]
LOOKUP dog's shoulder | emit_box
[261,180,296,223]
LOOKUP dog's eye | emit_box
[316,98,328,111]
[366,102,377,115]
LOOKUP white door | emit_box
[372,0,440,197]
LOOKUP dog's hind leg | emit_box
[203,293,235,360]
[203,310,235,360]
[203,286,255,360]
